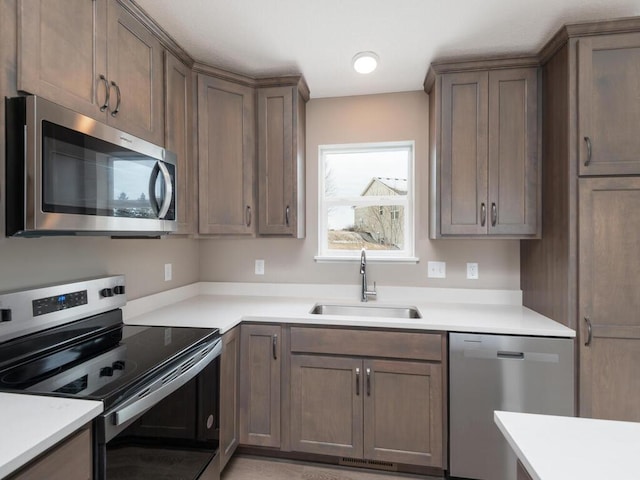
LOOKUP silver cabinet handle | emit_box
[584,317,592,346]
[480,203,486,227]
[355,367,360,396]
[285,205,290,226]
[246,205,252,227]
[99,74,110,112]
[110,81,121,116]
[491,203,497,227]
[272,334,278,360]
[584,137,592,166]
[366,368,371,396]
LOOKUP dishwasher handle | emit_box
[497,351,525,360]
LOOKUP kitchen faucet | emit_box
[360,249,377,302]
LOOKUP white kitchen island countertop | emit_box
[123,282,575,338]
[0,393,103,479]
[495,411,640,480]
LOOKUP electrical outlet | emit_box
[164,263,172,282]
[467,262,479,280]
[255,259,265,275]
[427,261,446,278]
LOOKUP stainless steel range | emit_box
[0,276,222,480]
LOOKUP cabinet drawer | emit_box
[290,327,442,361]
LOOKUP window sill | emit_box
[314,256,420,264]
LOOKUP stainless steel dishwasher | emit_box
[449,333,574,480]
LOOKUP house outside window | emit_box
[317,142,415,261]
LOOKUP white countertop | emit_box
[123,282,575,338]
[0,393,103,479]
[495,411,640,480]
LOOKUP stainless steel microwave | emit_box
[5,96,177,237]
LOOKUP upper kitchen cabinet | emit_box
[578,32,640,176]
[426,59,540,238]
[257,79,309,238]
[197,73,256,235]
[18,0,107,118]
[18,0,164,145]
[165,51,196,235]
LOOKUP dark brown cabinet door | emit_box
[440,71,489,235]
[165,51,196,234]
[198,75,256,235]
[106,1,164,145]
[290,355,364,458]
[488,68,539,235]
[578,33,640,176]
[579,177,640,421]
[220,327,240,471]
[257,86,305,237]
[239,324,281,448]
[18,0,108,119]
[363,360,443,467]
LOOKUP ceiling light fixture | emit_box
[352,51,379,74]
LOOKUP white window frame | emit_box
[316,141,417,263]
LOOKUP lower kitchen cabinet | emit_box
[517,460,534,480]
[220,326,240,471]
[9,426,92,480]
[289,327,445,469]
[239,324,281,448]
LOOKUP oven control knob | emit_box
[113,285,126,295]
[112,361,125,370]
[100,288,114,298]
[0,309,11,322]
[100,366,114,377]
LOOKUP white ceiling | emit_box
[136,0,640,99]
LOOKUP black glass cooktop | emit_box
[0,309,219,409]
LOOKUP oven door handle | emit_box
[112,338,222,427]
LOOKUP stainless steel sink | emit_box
[310,303,422,319]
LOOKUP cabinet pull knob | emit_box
[584,137,592,166]
[272,334,278,360]
[480,203,486,227]
[491,203,497,227]
[285,205,290,226]
[355,368,360,396]
[366,368,371,396]
[110,81,121,117]
[246,205,252,227]
[99,75,110,112]
[584,317,593,346]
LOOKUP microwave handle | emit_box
[148,161,173,219]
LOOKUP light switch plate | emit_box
[467,262,479,280]
[255,259,265,275]
[428,261,446,278]
[164,263,172,282]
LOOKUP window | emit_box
[317,141,415,261]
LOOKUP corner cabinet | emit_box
[289,327,446,469]
[577,32,640,175]
[426,59,540,238]
[239,324,281,448]
[18,0,164,145]
[257,81,308,238]
[197,74,256,235]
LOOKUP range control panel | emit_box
[32,290,88,317]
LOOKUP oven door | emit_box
[95,338,222,480]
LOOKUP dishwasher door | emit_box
[449,333,574,480]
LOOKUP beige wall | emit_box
[200,91,521,289]
[0,0,199,300]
